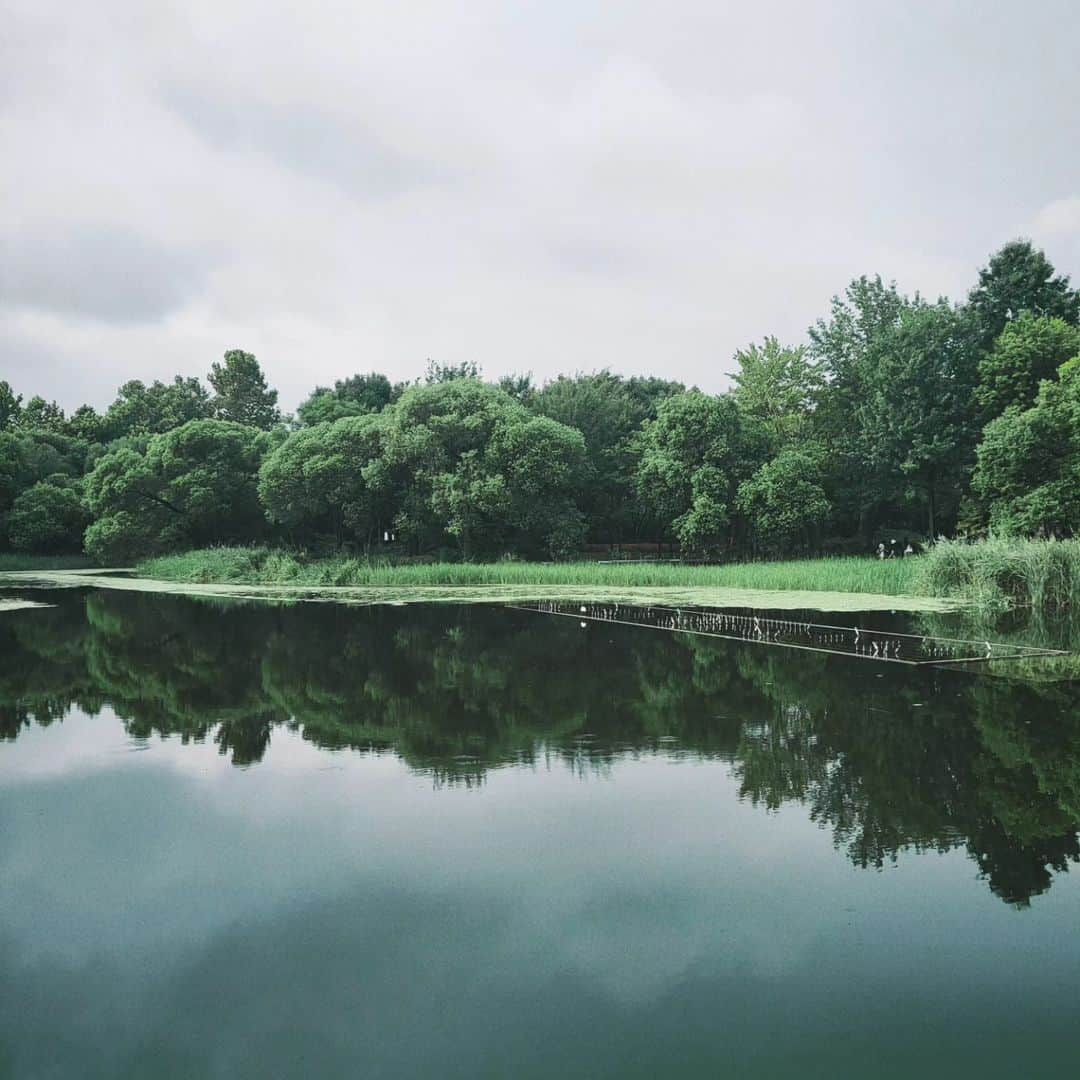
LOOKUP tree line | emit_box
[1,239,1078,563]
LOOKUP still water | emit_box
[2,588,1079,1078]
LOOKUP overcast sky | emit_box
[2,0,1079,413]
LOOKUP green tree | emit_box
[809,276,911,537]
[259,414,394,547]
[860,300,977,537]
[730,336,823,447]
[423,359,480,384]
[209,350,281,429]
[19,396,66,433]
[532,371,683,543]
[385,379,587,558]
[0,382,22,432]
[736,448,831,556]
[969,356,1080,536]
[635,392,766,553]
[975,313,1080,420]
[102,376,213,439]
[296,373,401,426]
[966,240,1079,356]
[83,419,269,563]
[5,476,88,553]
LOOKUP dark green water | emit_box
[2,589,1080,1079]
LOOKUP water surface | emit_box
[2,588,1079,1078]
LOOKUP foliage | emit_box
[730,336,822,446]
[859,300,978,537]
[976,314,1080,420]
[259,414,394,546]
[531,371,681,542]
[83,420,269,563]
[296,372,402,425]
[966,239,1079,355]
[736,447,831,556]
[101,376,213,439]
[0,381,22,432]
[4,475,89,553]
[209,349,281,429]
[5,238,1080,583]
[635,392,765,553]
[969,357,1080,537]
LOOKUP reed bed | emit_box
[139,547,923,596]
[915,538,1080,611]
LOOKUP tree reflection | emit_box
[1,589,1079,904]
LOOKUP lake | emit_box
[2,585,1079,1078]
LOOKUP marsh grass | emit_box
[915,538,1080,611]
[139,546,923,596]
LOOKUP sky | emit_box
[2,0,1079,413]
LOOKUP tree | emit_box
[736,448,831,556]
[635,392,766,553]
[423,359,480,384]
[730,337,823,447]
[975,314,1080,420]
[968,357,1080,536]
[0,382,22,432]
[296,373,401,426]
[531,371,684,542]
[966,240,1079,356]
[83,419,269,563]
[209,350,281,429]
[384,379,587,558]
[0,430,86,537]
[809,276,911,537]
[5,476,88,553]
[259,414,394,547]
[102,377,213,439]
[19,396,66,433]
[859,300,978,537]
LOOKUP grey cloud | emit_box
[162,86,440,199]
[0,224,208,324]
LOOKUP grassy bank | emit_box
[0,553,95,573]
[139,547,922,596]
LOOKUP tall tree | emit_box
[19,396,66,433]
[296,372,401,426]
[860,300,978,537]
[83,419,270,563]
[966,240,1079,356]
[103,377,213,439]
[730,336,822,447]
[0,382,22,432]
[209,350,281,429]
[809,276,910,537]
[969,356,1080,537]
[975,314,1080,421]
[635,392,766,553]
[259,414,394,547]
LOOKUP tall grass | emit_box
[915,537,1080,611]
[139,546,923,596]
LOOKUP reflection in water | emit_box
[2,589,1079,907]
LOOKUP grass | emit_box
[138,546,925,596]
[0,553,95,572]
[916,537,1080,612]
